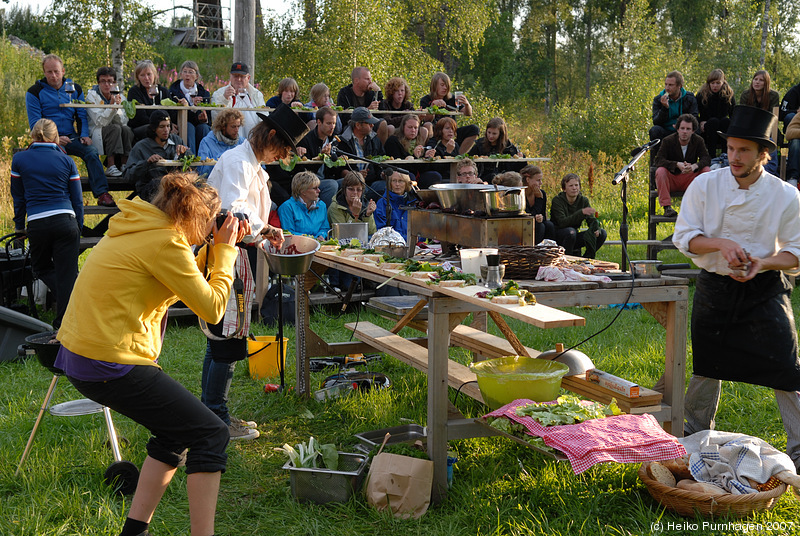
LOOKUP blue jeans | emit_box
[64,136,109,197]
[186,122,211,155]
[788,138,800,181]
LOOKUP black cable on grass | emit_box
[453,380,479,407]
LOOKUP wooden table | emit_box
[296,252,689,499]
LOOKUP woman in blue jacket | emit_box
[374,170,414,240]
[10,119,83,327]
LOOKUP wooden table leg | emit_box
[178,109,188,146]
[427,297,450,502]
[663,299,687,436]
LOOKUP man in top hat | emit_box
[202,103,308,441]
[211,62,266,138]
[673,105,800,470]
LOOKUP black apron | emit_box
[692,269,800,391]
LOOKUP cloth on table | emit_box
[679,430,796,495]
[536,265,612,283]
[485,398,685,474]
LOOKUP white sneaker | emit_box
[229,422,260,440]
[231,416,258,429]
[105,165,123,177]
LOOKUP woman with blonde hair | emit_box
[11,118,83,327]
[54,172,248,536]
[419,71,479,153]
[278,170,331,240]
[127,60,178,140]
[302,83,342,133]
[696,68,735,156]
[469,117,524,181]
[168,60,212,154]
[740,70,780,111]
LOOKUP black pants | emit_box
[69,365,229,473]
[27,213,80,328]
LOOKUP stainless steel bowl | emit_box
[430,183,489,212]
[414,189,439,206]
[481,186,527,215]
[374,245,408,259]
[263,235,320,276]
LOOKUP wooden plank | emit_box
[390,298,428,334]
[487,311,530,358]
[344,321,483,403]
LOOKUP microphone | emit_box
[630,138,660,156]
[328,137,342,162]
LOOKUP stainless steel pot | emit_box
[481,186,527,215]
[332,222,368,244]
[263,235,320,276]
[430,183,489,212]
[629,260,691,279]
[414,189,439,206]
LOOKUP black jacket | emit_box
[779,84,800,122]
[297,128,338,181]
[127,84,175,130]
[653,132,711,173]
[168,81,211,126]
[697,91,735,123]
[336,126,385,184]
[651,89,698,129]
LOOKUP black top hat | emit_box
[718,105,777,151]
[256,104,309,151]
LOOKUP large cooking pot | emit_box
[481,186,527,215]
[263,234,320,276]
[332,222,368,244]
[413,189,439,206]
[630,260,691,279]
[430,183,489,212]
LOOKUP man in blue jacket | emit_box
[648,71,699,153]
[26,54,114,207]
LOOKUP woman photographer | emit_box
[54,172,243,536]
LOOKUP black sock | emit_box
[119,517,149,536]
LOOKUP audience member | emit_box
[492,171,523,187]
[419,72,479,153]
[779,80,800,128]
[378,77,414,134]
[383,114,441,189]
[695,68,735,157]
[328,171,377,235]
[740,70,780,111]
[204,104,306,440]
[11,118,82,327]
[649,70,698,147]
[430,117,460,157]
[124,110,189,201]
[337,67,387,143]
[211,62,266,137]
[127,60,177,141]
[336,107,387,199]
[521,165,555,244]
[293,106,339,207]
[454,159,484,184]
[26,54,114,206]
[303,83,341,133]
[653,114,711,218]
[85,66,133,177]
[197,108,246,176]
[551,173,606,258]
[265,77,303,108]
[468,117,523,181]
[786,112,800,187]
[168,60,211,154]
[278,171,330,240]
[375,170,414,239]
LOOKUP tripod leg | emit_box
[16,374,60,476]
[103,407,123,462]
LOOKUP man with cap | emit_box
[211,62,266,138]
[335,107,387,200]
[202,103,309,441]
[123,110,189,201]
[673,105,800,470]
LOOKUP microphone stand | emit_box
[612,139,659,271]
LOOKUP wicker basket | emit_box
[498,245,565,279]
[638,462,787,518]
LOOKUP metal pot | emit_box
[430,183,489,212]
[332,222,368,244]
[629,260,691,279]
[413,189,439,206]
[262,235,320,276]
[481,186,527,215]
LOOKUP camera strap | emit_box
[199,245,250,341]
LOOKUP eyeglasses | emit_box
[457,170,476,177]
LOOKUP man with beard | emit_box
[673,106,800,471]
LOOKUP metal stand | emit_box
[612,139,660,270]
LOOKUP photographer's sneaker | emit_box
[105,165,123,177]
[229,422,259,440]
[231,416,258,429]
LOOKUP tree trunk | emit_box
[111,0,124,83]
[759,0,770,68]
[584,4,592,99]
[234,0,256,74]
[303,0,317,30]
[255,0,264,38]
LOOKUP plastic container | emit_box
[284,452,368,504]
[247,336,288,380]
[459,248,498,281]
[469,356,570,410]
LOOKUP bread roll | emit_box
[490,295,519,304]
[676,479,728,495]
[661,457,692,480]
[648,462,676,487]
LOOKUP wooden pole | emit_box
[233,0,256,75]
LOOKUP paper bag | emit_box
[364,452,434,519]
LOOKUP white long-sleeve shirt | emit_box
[85,87,129,154]
[673,167,800,275]
[210,83,266,138]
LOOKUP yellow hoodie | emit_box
[58,197,237,367]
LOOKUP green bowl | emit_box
[469,356,569,410]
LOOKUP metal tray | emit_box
[354,424,427,450]
[284,452,368,504]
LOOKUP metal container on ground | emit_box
[354,424,427,451]
[284,452,368,503]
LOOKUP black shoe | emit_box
[663,207,678,218]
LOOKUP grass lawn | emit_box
[2,290,800,535]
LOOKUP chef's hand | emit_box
[730,255,760,283]
[261,225,285,249]
[717,238,749,268]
